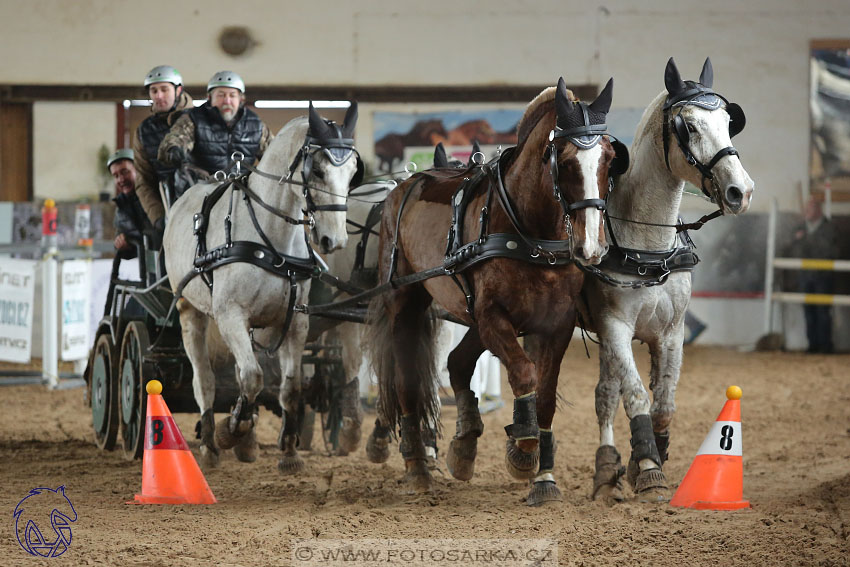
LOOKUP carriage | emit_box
[84,232,354,460]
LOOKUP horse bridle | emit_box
[287,124,363,215]
[544,101,613,234]
[662,85,746,201]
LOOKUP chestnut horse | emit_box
[366,78,628,505]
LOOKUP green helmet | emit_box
[106,148,134,170]
[144,65,183,88]
[207,70,245,94]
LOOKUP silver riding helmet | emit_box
[106,148,134,170]
[207,70,245,93]
[143,65,183,88]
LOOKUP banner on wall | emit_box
[61,259,91,361]
[0,259,37,363]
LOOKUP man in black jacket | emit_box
[158,70,272,182]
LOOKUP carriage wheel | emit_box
[118,321,150,461]
[90,331,119,451]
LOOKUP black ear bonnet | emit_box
[548,77,629,175]
[662,57,745,199]
[306,102,364,187]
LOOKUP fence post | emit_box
[41,199,60,388]
[763,197,778,335]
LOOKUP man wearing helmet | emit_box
[132,65,194,230]
[158,70,272,180]
[107,149,152,258]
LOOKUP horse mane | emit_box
[516,85,576,150]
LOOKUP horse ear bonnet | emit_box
[433,142,449,168]
[610,139,630,175]
[664,57,746,142]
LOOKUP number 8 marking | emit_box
[719,424,734,451]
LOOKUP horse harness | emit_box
[172,123,361,353]
[385,104,618,319]
[662,82,746,200]
[581,83,747,289]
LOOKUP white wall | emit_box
[32,102,115,200]
[2,0,849,209]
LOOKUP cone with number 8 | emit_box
[133,380,216,505]
[670,385,750,510]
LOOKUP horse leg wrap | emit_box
[455,390,484,440]
[340,378,363,425]
[504,393,539,441]
[278,409,300,451]
[629,414,662,468]
[654,431,670,465]
[195,409,219,455]
[538,429,556,473]
[398,415,426,461]
[627,415,668,493]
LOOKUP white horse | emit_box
[164,103,360,472]
[579,58,754,502]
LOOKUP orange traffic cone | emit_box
[670,385,750,510]
[133,380,216,505]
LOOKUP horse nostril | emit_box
[726,185,743,207]
[320,236,332,251]
[574,245,585,259]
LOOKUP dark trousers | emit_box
[804,304,833,353]
[802,277,834,353]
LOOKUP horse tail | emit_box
[367,292,441,435]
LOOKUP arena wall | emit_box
[2,0,849,210]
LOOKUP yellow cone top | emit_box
[726,385,742,400]
[44,198,56,208]
[146,380,163,395]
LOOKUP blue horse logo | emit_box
[13,486,77,557]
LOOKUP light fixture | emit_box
[253,100,351,109]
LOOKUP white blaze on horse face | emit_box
[573,144,607,265]
[310,156,355,254]
[679,106,755,215]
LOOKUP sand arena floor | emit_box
[0,345,848,566]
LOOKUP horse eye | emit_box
[312,167,325,180]
[686,122,698,134]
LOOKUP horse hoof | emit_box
[402,460,432,494]
[199,444,220,469]
[233,429,258,463]
[338,417,362,454]
[592,445,626,504]
[505,438,539,480]
[446,437,477,481]
[634,468,670,503]
[278,454,305,475]
[526,480,563,507]
[215,416,239,450]
[365,430,390,464]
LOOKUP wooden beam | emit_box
[0,83,596,104]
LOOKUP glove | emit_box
[167,146,187,165]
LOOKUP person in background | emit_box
[132,65,194,233]
[108,149,151,259]
[158,70,272,181]
[788,195,839,353]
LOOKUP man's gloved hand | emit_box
[167,146,187,165]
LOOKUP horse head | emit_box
[663,57,754,214]
[300,101,362,253]
[546,77,626,265]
